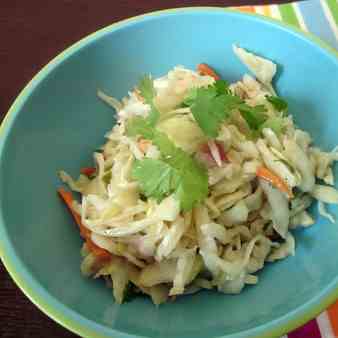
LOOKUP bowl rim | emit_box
[1,6,338,338]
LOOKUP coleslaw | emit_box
[58,45,338,305]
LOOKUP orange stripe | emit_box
[327,300,338,336]
[236,6,256,13]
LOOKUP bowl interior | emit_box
[1,9,338,338]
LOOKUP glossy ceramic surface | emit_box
[0,8,338,338]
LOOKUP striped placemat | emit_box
[234,1,338,337]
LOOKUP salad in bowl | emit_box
[58,45,338,305]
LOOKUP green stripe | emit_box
[326,0,338,25]
[279,3,301,28]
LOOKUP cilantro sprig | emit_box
[132,159,179,202]
[183,80,270,137]
[127,117,208,211]
[266,95,288,113]
[128,74,288,210]
[237,103,267,130]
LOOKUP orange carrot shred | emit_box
[86,238,112,261]
[58,188,83,230]
[197,63,220,80]
[57,188,111,260]
[256,166,293,198]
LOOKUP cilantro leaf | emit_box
[126,117,178,157]
[190,87,220,137]
[266,95,288,112]
[138,75,160,125]
[148,102,160,126]
[158,138,208,210]
[238,104,267,130]
[189,87,239,138]
[182,80,232,108]
[182,88,198,107]
[183,81,267,137]
[220,93,243,110]
[138,75,155,103]
[126,116,154,139]
[175,165,207,211]
[127,118,208,210]
[214,79,230,95]
[132,159,180,201]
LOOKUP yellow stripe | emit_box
[263,5,272,17]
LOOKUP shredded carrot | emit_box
[80,167,96,177]
[138,139,151,153]
[86,238,112,261]
[57,188,111,260]
[58,188,91,238]
[256,166,293,198]
[197,63,220,80]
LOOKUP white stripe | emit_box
[279,335,288,338]
[292,2,309,32]
[254,6,265,16]
[270,5,282,20]
[320,0,338,40]
[317,311,336,338]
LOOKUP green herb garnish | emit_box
[127,117,208,211]
[266,95,288,113]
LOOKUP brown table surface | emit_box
[1,1,290,337]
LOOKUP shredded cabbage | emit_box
[257,139,297,187]
[310,184,338,204]
[284,139,315,192]
[233,45,277,84]
[267,232,295,262]
[260,179,289,238]
[58,171,90,193]
[158,115,206,153]
[58,46,338,304]
[219,200,249,226]
[262,128,282,150]
[139,259,177,287]
[154,195,180,221]
[290,211,314,228]
[156,216,188,261]
[97,89,122,112]
[170,247,197,295]
[318,201,335,223]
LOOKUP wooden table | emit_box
[1,1,290,337]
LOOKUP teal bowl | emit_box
[1,8,338,338]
